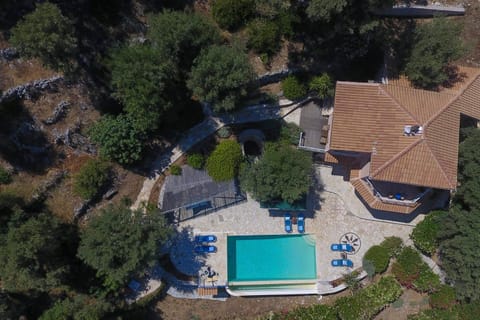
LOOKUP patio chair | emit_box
[331,259,353,267]
[284,213,292,233]
[330,243,353,252]
[194,245,217,254]
[298,214,305,233]
[195,235,217,244]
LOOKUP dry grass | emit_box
[0,59,58,91]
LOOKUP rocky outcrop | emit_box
[52,123,97,155]
[0,47,19,61]
[0,76,64,104]
[44,101,70,125]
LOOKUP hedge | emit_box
[206,140,243,181]
[363,245,390,275]
[170,165,182,176]
[411,210,446,256]
[335,276,402,320]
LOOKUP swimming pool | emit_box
[227,234,317,284]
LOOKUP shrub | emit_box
[280,122,302,145]
[430,285,457,310]
[212,0,255,30]
[206,140,243,181]
[247,19,281,56]
[392,247,424,287]
[216,126,232,138]
[74,159,112,200]
[282,76,306,101]
[413,266,441,293]
[309,73,334,99]
[187,154,205,169]
[343,270,362,293]
[363,245,390,274]
[0,167,12,184]
[89,115,146,165]
[170,165,182,176]
[380,236,404,258]
[411,210,446,256]
[335,276,402,320]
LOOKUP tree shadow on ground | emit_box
[0,98,55,173]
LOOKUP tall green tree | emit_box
[40,294,111,320]
[77,204,171,291]
[188,45,254,112]
[306,0,347,23]
[147,11,221,73]
[240,142,312,203]
[89,114,146,165]
[212,0,255,30]
[0,213,70,293]
[405,17,464,89]
[10,2,77,72]
[436,129,480,301]
[206,140,243,181]
[109,44,176,125]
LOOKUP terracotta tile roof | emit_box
[328,67,480,191]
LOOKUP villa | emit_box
[324,66,480,214]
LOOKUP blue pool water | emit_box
[227,234,317,282]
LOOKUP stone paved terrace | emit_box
[173,164,420,288]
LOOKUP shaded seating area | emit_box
[159,166,246,222]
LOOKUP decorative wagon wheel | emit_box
[339,232,361,255]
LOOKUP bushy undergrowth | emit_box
[282,76,306,101]
[73,159,112,200]
[187,153,205,169]
[206,140,243,181]
[0,167,12,184]
[411,210,446,256]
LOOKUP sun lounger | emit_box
[284,213,292,233]
[330,243,353,252]
[194,245,217,253]
[331,259,353,267]
[298,214,305,233]
[195,235,217,243]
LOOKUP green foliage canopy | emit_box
[0,213,70,293]
[240,143,312,203]
[363,245,390,275]
[247,19,281,56]
[73,159,111,199]
[335,276,402,320]
[109,44,176,127]
[10,2,77,72]
[0,166,12,184]
[212,0,255,30]
[309,73,334,99]
[89,115,146,165]
[306,0,347,23]
[281,76,306,101]
[413,267,441,293]
[392,246,424,287]
[187,153,205,169]
[39,294,111,320]
[147,11,221,72]
[411,210,446,256]
[429,285,457,310]
[206,140,243,181]
[405,17,464,89]
[188,45,254,112]
[77,204,171,291]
